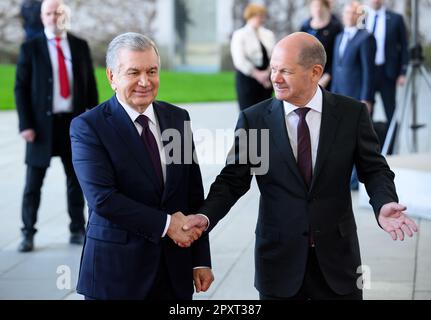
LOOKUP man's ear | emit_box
[312,64,324,82]
[106,68,116,91]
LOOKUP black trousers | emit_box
[235,71,273,111]
[260,248,363,300]
[373,65,398,154]
[146,256,180,300]
[21,114,85,235]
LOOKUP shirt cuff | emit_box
[193,266,211,269]
[161,214,171,237]
[197,213,210,231]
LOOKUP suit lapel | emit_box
[39,34,53,87]
[153,101,180,203]
[342,30,361,63]
[384,11,391,53]
[310,89,340,191]
[105,96,163,194]
[264,99,305,188]
[334,34,342,66]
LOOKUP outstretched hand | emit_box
[378,202,418,241]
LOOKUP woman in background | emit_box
[301,0,342,88]
[231,4,275,110]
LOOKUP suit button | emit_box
[48,78,52,83]
[46,111,52,116]
[47,96,52,100]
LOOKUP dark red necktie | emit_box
[295,108,312,188]
[295,107,315,246]
[55,37,70,98]
[135,115,164,188]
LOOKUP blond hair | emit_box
[243,4,267,21]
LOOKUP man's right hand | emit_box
[20,129,36,142]
[167,212,203,248]
[183,214,209,232]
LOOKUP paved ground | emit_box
[0,97,430,300]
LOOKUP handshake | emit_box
[166,212,209,247]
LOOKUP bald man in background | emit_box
[15,0,98,252]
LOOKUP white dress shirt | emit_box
[44,29,73,114]
[283,86,323,170]
[366,7,386,65]
[230,23,275,76]
[117,96,170,237]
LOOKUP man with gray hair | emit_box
[70,32,213,300]
[184,32,417,300]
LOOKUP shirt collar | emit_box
[44,28,67,40]
[369,6,386,17]
[116,94,157,126]
[284,86,322,116]
[343,26,358,37]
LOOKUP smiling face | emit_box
[107,48,160,113]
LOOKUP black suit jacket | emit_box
[15,32,98,167]
[200,89,398,297]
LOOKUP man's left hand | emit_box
[378,202,418,241]
[193,268,214,293]
[397,75,407,87]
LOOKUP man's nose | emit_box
[138,74,148,86]
[271,71,282,83]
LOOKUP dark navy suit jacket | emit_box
[375,10,409,80]
[71,96,211,299]
[331,29,376,101]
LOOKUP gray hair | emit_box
[106,32,160,72]
[298,40,327,70]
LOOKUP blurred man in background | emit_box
[14,0,98,252]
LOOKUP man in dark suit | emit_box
[331,1,376,111]
[14,0,98,252]
[365,0,409,153]
[70,32,213,300]
[183,32,417,300]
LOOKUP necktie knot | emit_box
[135,114,150,128]
[294,107,311,120]
[55,37,61,46]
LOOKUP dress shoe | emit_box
[70,231,85,245]
[18,235,34,252]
